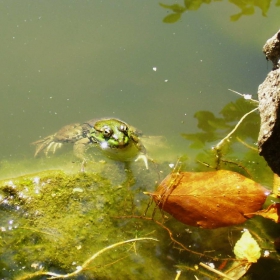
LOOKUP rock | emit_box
[258,29,280,175]
[263,30,280,70]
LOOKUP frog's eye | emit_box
[102,126,113,138]
[119,124,128,133]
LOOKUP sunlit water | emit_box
[1,1,280,279]
[1,0,279,162]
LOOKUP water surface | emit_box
[0,1,280,279]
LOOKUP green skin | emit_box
[89,119,146,162]
[33,118,148,168]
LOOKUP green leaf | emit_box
[242,6,255,15]
[182,131,217,149]
[159,3,185,12]
[184,0,206,10]
[207,119,230,130]
[194,111,228,132]
[229,0,271,19]
[234,231,261,262]
[230,13,242,21]
[254,0,271,16]
[163,13,181,23]
[220,98,256,122]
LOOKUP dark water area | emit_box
[1,1,280,279]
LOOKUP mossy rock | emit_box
[0,170,170,279]
[2,168,279,280]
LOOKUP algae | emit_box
[1,161,280,279]
[0,168,172,279]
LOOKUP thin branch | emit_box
[199,262,234,280]
[117,215,237,261]
[174,269,182,280]
[236,137,258,151]
[228,89,259,103]
[17,237,158,280]
[214,107,259,151]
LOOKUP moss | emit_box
[1,164,280,280]
[0,169,171,279]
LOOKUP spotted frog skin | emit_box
[32,118,148,168]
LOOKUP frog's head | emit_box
[89,119,133,149]
[88,118,148,167]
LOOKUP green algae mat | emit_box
[1,167,280,280]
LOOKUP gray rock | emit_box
[258,30,280,175]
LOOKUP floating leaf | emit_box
[234,230,261,263]
[151,170,269,228]
[254,203,280,223]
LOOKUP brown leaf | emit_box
[254,203,280,223]
[151,170,269,229]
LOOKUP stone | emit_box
[258,29,280,175]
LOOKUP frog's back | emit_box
[53,123,84,143]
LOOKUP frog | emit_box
[32,118,148,169]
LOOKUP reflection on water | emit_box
[0,1,280,279]
[160,0,279,22]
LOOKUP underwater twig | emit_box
[117,215,237,261]
[174,269,182,280]
[17,237,158,280]
[18,226,62,238]
[92,254,129,270]
[196,160,215,169]
[144,195,154,216]
[228,89,259,103]
[214,107,258,151]
[176,264,214,280]
[150,158,184,218]
[236,137,258,151]
[223,261,252,279]
[199,262,234,280]
[215,88,258,155]
[196,158,252,177]
[220,159,252,178]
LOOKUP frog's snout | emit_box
[113,134,126,146]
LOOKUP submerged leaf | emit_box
[254,203,280,223]
[220,98,257,122]
[181,132,216,149]
[151,170,269,228]
[234,230,261,263]
[194,111,228,132]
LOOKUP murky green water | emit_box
[1,1,280,279]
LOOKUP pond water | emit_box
[1,1,280,279]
